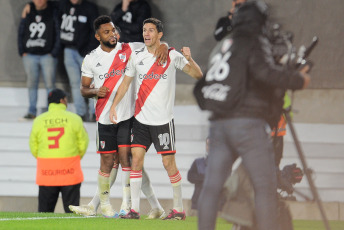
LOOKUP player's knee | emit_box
[119,154,130,167]
[101,154,114,169]
[131,158,144,171]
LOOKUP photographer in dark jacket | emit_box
[110,0,151,43]
[196,1,310,230]
[59,0,99,121]
[18,0,60,120]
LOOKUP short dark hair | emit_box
[48,89,66,104]
[94,15,112,32]
[143,18,163,33]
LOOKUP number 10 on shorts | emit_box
[158,133,170,150]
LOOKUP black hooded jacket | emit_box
[18,1,60,57]
[195,1,304,123]
[110,0,151,43]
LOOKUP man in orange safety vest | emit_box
[29,88,89,213]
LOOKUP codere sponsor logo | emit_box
[99,68,127,80]
[26,39,46,48]
[139,72,167,80]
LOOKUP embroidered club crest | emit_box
[162,61,167,68]
[70,7,75,15]
[100,141,105,149]
[119,53,126,62]
[35,15,42,23]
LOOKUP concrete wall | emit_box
[1,0,343,123]
[0,0,343,88]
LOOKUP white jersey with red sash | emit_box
[82,42,144,124]
[125,46,188,126]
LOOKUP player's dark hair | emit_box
[48,88,66,104]
[143,18,163,33]
[94,15,112,32]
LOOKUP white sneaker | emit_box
[69,204,96,217]
[101,204,119,218]
[146,208,166,219]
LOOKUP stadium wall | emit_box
[0,0,343,88]
[0,0,343,124]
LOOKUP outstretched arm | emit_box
[249,38,310,90]
[154,42,169,65]
[181,47,203,80]
[109,75,133,124]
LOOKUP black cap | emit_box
[48,88,66,104]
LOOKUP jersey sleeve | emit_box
[29,119,40,158]
[125,54,137,78]
[81,55,94,78]
[129,42,145,51]
[172,50,189,70]
[74,116,89,158]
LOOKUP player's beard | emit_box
[103,39,117,49]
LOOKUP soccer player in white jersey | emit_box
[69,15,168,219]
[109,18,203,220]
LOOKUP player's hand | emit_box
[97,86,110,98]
[300,72,311,89]
[299,64,310,74]
[181,47,192,61]
[109,106,118,124]
[299,64,311,89]
[155,43,168,65]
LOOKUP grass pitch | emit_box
[0,212,344,230]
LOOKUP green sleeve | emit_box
[76,118,89,158]
[29,120,39,158]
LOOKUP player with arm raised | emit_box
[69,15,167,219]
[109,17,203,220]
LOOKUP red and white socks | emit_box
[120,167,131,211]
[169,171,183,212]
[129,170,143,212]
[88,163,118,210]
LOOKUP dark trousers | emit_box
[273,136,284,167]
[38,183,81,213]
[198,118,278,230]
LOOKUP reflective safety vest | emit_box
[36,156,83,186]
[271,93,291,137]
[29,103,89,186]
[271,115,287,136]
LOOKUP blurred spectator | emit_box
[59,0,99,121]
[110,0,151,43]
[29,88,89,213]
[17,0,60,120]
[187,138,210,215]
[213,0,246,41]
